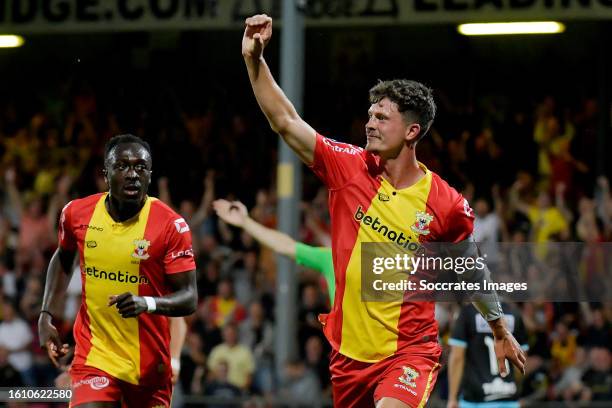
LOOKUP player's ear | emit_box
[405,123,421,147]
[102,168,109,185]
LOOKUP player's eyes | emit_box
[113,163,149,172]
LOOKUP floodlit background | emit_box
[0,1,610,407]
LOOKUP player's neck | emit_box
[105,194,145,222]
[380,148,423,190]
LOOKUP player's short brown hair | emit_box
[369,79,436,142]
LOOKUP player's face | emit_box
[365,98,415,157]
[105,143,152,205]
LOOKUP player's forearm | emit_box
[169,317,187,359]
[243,217,296,258]
[244,55,300,135]
[41,249,74,317]
[451,238,503,321]
[447,347,465,401]
[152,287,197,317]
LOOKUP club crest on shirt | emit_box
[410,211,434,235]
[132,239,151,260]
[398,365,419,388]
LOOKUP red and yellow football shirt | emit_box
[310,134,474,362]
[59,193,195,385]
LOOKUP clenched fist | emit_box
[242,14,273,59]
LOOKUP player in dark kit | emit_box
[448,304,529,408]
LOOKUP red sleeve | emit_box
[163,217,196,274]
[443,196,475,243]
[309,133,367,190]
[58,201,77,251]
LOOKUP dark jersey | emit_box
[449,304,529,402]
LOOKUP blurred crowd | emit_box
[0,79,610,408]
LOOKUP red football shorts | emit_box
[69,364,172,408]
[330,343,442,408]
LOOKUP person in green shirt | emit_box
[212,199,334,304]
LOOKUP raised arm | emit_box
[5,167,24,219]
[213,199,296,258]
[191,170,215,228]
[509,179,531,216]
[491,184,510,242]
[157,177,174,209]
[242,14,316,165]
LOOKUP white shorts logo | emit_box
[89,376,110,390]
[74,376,110,390]
[174,218,190,234]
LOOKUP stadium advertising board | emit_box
[1,0,612,32]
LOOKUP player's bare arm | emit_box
[108,270,197,318]
[38,246,75,367]
[242,14,316,165]
[213,199,296,258]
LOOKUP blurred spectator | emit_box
[5,168,55,275]
[522,302,553,358]
[232,250,259,307]
[579,306,611,349]
[203,360,243,408]
[0,298,34,385]
[278,359,322,407]
[157,169,216,240]
[298,284,327,355]
[577,347,612,401]
[0,345,23,386]
[472,186,503,267]
[207,324,255,391]
[198,258,221,299]
[510,178,570,247]
[209,278,247,328]
[239,300,274,395]
[304,335,331,394]
[551,346,589,401]
[533,97,575,189]
[19,275,43,321]
[519,355,549,406]
[550,321,578,370]
[182,299,222,393]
